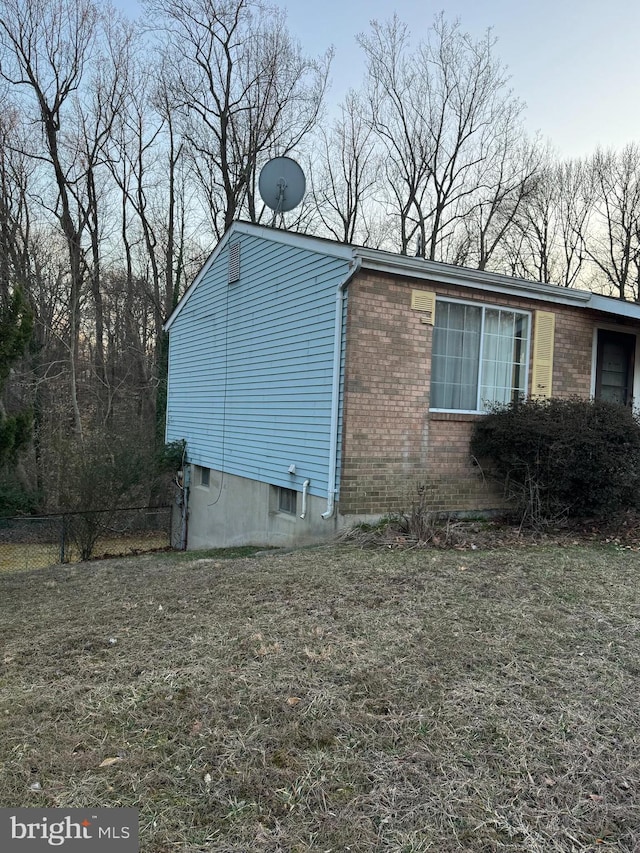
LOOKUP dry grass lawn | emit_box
[1,543,639,852]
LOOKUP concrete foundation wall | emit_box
[186,467,339,549]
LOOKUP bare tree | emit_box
[554,159,593,287]
[586,144,640,300]
[73,12,136,413]
[512,157,592,287]
[455,134,541,270]
[359,14,527,261]
[358,16,432,254]
[145,0,331,237]
[308,91,380,244]
[103,40,205,451]
[0,0,99,439]
[0,103,32,302]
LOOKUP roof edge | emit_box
[164,221,354,331]
[354,249,593,308]
[164,221,640,330]
[587,293,640,320]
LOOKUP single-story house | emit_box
[164,220,640,549]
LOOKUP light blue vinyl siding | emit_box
[166,230,352,499]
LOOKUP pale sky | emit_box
[115,0,640,159]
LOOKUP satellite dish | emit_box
[259,156,306,226]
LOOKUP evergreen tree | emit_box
[0,286,33,467]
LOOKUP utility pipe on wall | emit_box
[322,259,362,520]
[300,479,310,518]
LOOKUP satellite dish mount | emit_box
[259,156,306,228]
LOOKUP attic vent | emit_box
[411,289,436,324]
[228,242,240,284]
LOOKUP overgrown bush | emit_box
[155,439,186,475]
[471,397,640,525]
[58,432,180,560]
[0,483,41,517]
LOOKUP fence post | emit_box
[60,514,66,564]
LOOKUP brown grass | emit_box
[1,544,639,851]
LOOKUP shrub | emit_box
[155,439,186,474]
[59,431,178,560]
[470,397,640,525]
[0,483,41,517]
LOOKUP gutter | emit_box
[587,292,640,321]
[354,248,593,308]
[322,257,362,520]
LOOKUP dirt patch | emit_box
[341,510,640,552]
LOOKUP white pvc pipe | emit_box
[300,479,310,518]
[322,260,361,520]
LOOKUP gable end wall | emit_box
[166,232,351,500]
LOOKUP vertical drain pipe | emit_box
[322,259,361,520]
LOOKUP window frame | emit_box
[429,297,532,415]
[278,486,297,515]
[198,466,210,488]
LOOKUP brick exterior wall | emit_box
[339,270,635,517]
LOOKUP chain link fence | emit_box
[0,505,179,573]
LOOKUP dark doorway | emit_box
[595,330,636,405]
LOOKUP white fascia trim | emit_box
[587,293,640,321]
[165,222,640,332]
[354,249,592,308]
[163,230,232,332]
[228,221,355,261]
[356,250,640,321]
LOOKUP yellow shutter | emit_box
[531,310,555,398]
[411,289,436,324]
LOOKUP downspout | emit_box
[322,258,362,520]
